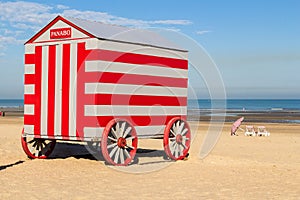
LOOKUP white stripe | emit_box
[85,39,188,60]
[54,44,62,135]
[40,46,48,136]
[24,125,34,135]
[69,43,77,138]
[84,127,104,138]
[24,64,35,74]
[31,39,91,47]
[25,44,35,54]
[83,125,165,138]
[135,125,166,137]
[85,83,187,97]
[84,105,187,116]
[24,84,35,94]
[85,38,98,50]
[24,104,34,115]
[85,60,188,79]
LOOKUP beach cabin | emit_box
[22,15,190,165]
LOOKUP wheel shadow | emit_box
[0,160,25,171]
[48,142,171,165]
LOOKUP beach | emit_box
[0,116,299,199]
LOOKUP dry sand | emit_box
[0,117,299,199]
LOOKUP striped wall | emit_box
[24,39,188,140]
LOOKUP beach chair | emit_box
[257,126,270,136]
[244,125,256,136]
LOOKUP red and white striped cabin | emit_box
[23,15,188,143]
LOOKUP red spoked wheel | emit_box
[21,129,56,159]
[101,119,138,166]
[163,117,191,160]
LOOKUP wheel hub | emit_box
[117,137,127,148]
[176,134,183,144]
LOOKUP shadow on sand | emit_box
[48,142,171,166]
[0,160,25,171]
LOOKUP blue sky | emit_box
[0,0,299,99]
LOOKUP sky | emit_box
[0,0,299,99]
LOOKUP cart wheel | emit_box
[21,129,56,159]
[163,117,191,160]
[101,119,138,166]
[87,141,101,152]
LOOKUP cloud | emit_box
[0,1,56,25]
[151,20,192,25]
[196,30,212,35]
[56,4,69,10]
[62,9,192,28]
[0,1,192,29]
[0,1,193,51]
[11,23,40,31]
[0,35,24,44]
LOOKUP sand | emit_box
[0,117,299,199]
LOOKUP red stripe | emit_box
[47,45,56,137]
[82,94,187,106]
[25,54,35,64]
[34,46,42,136]
[24,115,35,125]
[83,115,187,127]
[76,43,188,140]
[85,72,187,88]
[24,95,36,104]
[24,74,35,84]
[76,42,87,140]
[61,43,71,140]
[86,49,188,70]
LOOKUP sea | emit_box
[0,99,24,108]
[0,99,299,111]
[188,99,300,111]
[0,99,299,123]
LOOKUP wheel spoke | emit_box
[176,121,180,132]
[179,144,183,156]
[170,141,177,154]
[125,136,135,141]
[32,141,37,148]
[28,139,35,144]
[174,144,179,157]
[169,140,176,148]
[120,122,126,136]
[120,149,125,164]
[107,143,117,149]
[114,148,121,163]
[109,145,119,158]
[170,143,176,155]
[181,128,188,136]
[111,127,118,139]
[170,129,176,137]
[108,136,117,142]
[176,144,180,157]
[123,148,131,159]
[125,145,133,151]
[178,122,184,135]
[36,142,40,151]
[182,136,190,141]
[30,145,35,153]
[180,143,187,150]
[116,122,120,138]
[42,141,47,148]
[123,126,132,138]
